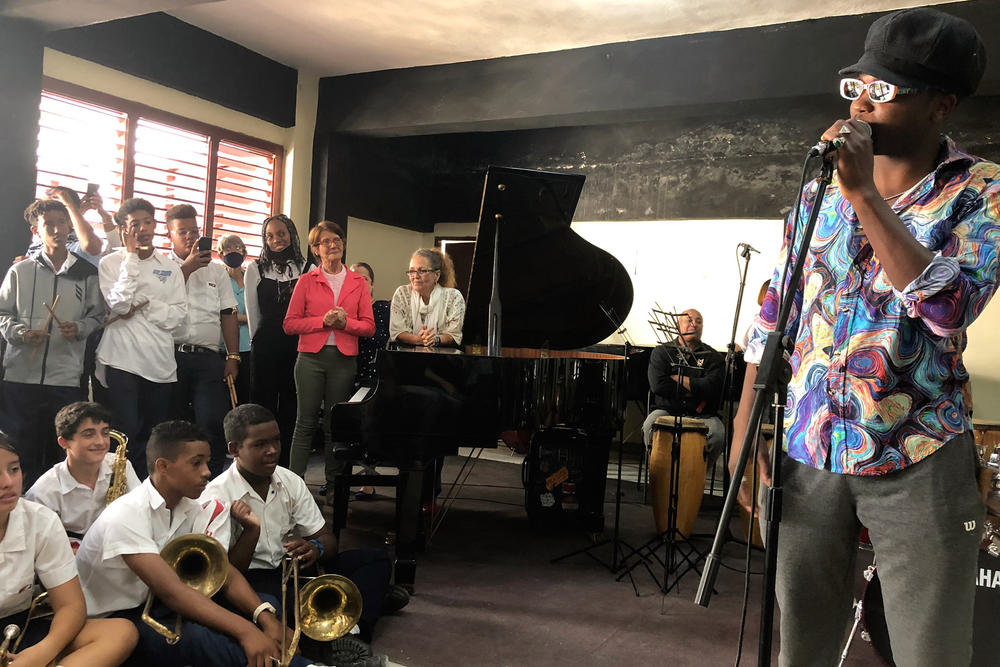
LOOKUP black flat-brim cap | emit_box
[838,7,986,98]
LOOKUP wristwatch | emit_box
[434,335,441,347]
[225,353,241,361]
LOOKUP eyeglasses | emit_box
[406,268,439,277]
[311,237,343,249]
[839,78,919,104]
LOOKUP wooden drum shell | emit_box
[650,416,708,539]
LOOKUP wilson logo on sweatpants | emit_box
[965,520,977,532]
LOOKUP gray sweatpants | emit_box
[775,432,983,667]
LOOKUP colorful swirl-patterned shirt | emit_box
[745,138,1000,475]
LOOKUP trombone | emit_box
[142,533,229,645]
[277,556,363,667]
[0,591,54,666]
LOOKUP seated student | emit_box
[0,433,137,666]
[205,404,409,662]
[25,401,140,548]
[75,420,328,667]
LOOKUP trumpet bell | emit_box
[160,533,229,598]
[299,574,363,641]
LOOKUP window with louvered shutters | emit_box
[36,91,126,238]
[210,141,277,260]
[133,118,211,251]
[34,82,282,261]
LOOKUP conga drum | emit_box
[739,423,772,548]
[650,416,708,539]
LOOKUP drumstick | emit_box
[43,301,65,328]
[101,299,149,328]
[29,295,60,363]
[225,375,238,409]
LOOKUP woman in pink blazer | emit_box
[283,220,375,485]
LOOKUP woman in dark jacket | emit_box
[244,214,313,467]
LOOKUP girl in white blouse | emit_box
[0,435,136,666]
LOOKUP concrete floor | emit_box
[307,449,888,667]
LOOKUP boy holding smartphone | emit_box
[165,204,240,477]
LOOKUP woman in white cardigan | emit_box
[389,247,465,348]
[387,247,465,514]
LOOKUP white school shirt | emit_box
[37,250,78,276]
[76,478,231,617]
[168,253,238,351]
[202,462,325,571]
[25,453,141,538]
[96,249,187,383]
[0,499,77,618]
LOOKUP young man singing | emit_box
[733,8,999,666]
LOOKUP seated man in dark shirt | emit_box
[642,308,725,464]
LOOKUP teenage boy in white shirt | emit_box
[75,419,328,667]
[96,198,187,477]
[205,404,409,666]
[165,204,240,476]
[0,433,137,666]
[25,401,140,548]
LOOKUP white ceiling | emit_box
[167,0,954,76]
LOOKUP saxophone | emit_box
[105,430,130,506]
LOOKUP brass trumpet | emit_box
[278,556,363,667]
[142,533,229,645]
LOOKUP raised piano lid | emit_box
[464,166,634,351]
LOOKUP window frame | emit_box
[41,76,284,242]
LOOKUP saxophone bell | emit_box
[105,429,129,506]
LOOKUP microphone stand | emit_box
[720,244,755,516]
[695,158,835,667]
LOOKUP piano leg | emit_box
[393,464,426,592]
[331,469,353,532]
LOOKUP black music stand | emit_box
[550,308,649,596]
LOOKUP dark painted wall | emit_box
[0,18,44,266]
[48,13,298,128]
[312,1,1000,233]
[319,94,1000,233]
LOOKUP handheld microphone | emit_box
[808,119,872,157]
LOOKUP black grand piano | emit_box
[330,166,634,588]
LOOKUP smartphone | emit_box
[85,183,99,196]
[196,237,213,254]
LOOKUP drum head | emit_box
[862,571,895,666]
